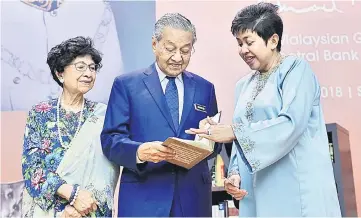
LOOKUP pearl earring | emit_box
[59,78,64,83]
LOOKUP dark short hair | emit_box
[231,2,283,51]
[47,36,103,87]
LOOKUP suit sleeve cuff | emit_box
[136,150,145,164]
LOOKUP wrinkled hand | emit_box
[186,124,236,143]
[72,189,97,216]
[224,174,248,200]
[61,205,81,218]
[137,141,176,163]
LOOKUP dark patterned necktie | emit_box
[165,76,179,131]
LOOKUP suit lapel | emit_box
[143,64,176,133]
[178,72,196,135]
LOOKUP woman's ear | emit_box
[269,34,279,50]
[56,71,64,83]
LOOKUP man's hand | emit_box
[137,141,176,163]
[224,174,248,200]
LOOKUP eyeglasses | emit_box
[70,62,100,73]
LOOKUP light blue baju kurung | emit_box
[229,55,341,217]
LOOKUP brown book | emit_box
[162,137,214,169]
[162,112,222,169]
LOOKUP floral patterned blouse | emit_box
[21,98,105,215]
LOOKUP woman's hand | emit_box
[185,124,236,143]
[198,116,218,129]
[61,205,82,218]
[57,184,73,201]
[72,189,98,216]
[224,174,248,200]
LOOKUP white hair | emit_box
[153,13,197,45]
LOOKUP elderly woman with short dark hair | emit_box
[21,36,119,218]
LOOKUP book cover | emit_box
[162,111,222,169]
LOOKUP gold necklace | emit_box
[245,55,286,122]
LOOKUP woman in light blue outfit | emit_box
[186,3,341,217]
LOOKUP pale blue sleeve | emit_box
[227,143,240,177]
[226,80,246,177]
[233,59,319,173]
